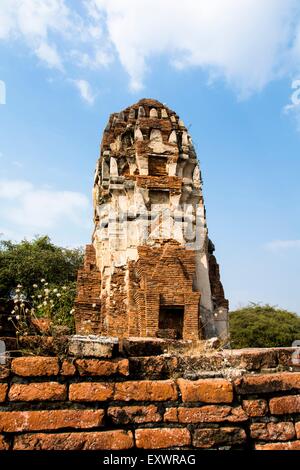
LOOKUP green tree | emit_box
[229,303,300,348]
[0,236,84,299]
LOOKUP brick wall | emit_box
[0,346,300,450]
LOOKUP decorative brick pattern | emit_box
[74,98,228,340]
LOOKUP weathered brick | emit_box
[269,395,300,415]
[114,380,177,401]
[69,382,114,401]
[0,410,104,432]
[0,435,9,450]
[178,379,233,403]
[128,357,177,379]
[108,405,161,424]
[234,372,300,394]
[135,428,190,449]
[242,399,268,417]
[60,360,76,376]
[11,357,59,376]
[255,441,300,450]
[13,430,134,450]
[9,382,66,401]
[250,422,295,441]
[0,383,8,402]
[223,348,277,371]
[0,365,10,380]
[193,427,246,448]
[295,422,300,438]
[164,405,247,423]
[76,359,129,377]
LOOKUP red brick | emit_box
[234,372,300,394]
[69,382,114,401]
[108,405,161,424]
[193,427,246,448]
[242,399,268,417]
[0,384,7,402]
[9,382,66,401]
[0,435,9,450]
[256,441,300,450]
[0,410,104,432]
[164,405,247,423]
[135,428,190,449]
[11,357,59,376]
[178,379,233,403]
[114,380,177,401]
[269,395,300,415]
[13,430,134,450]
[250,422,295,441]
[76,359,129,377]
[60,360,76,376]
[295,422,300,438]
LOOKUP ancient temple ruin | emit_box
[75,98,228,341]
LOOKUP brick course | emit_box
[0,350,300,450]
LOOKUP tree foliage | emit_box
[0,236,84,299]
[229,303,300,348]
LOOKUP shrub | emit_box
[229,303,300,348]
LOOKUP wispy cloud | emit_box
[71,79,95,105]
[35,41,63,71]
[2,0,300,100]
[0,179,91,245]
[265,239,300,252]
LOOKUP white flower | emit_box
[14,299,18,303]
[50,300,54,304]
[38,304,42,308]
[70,308,75,314]
[11,310,15,314]
[15,288,20,293]
[43,301,47,306]
[41,278,45,282]
[15,315,20,320]
[17,284,22,288]
[44,282,48,286]
[37,294,42,298]
[53,288,58,293]
[62,286,67,290]
[8,316,12,321]
[33,284,38,288]
[44,288,50,294]
[25,308,29,313]
[20,303,25,308]
[56,293,61,297]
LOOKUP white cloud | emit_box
[71,79,95,104]
[2,0,300,98]
[265,239,300,251]
[35,41,63,70]
[0,179,90,238]
[91,0,299,95]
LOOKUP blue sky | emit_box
[0,0,300,313]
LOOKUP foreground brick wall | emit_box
[0,347,300,450]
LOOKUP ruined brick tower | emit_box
[75,99,228,341]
